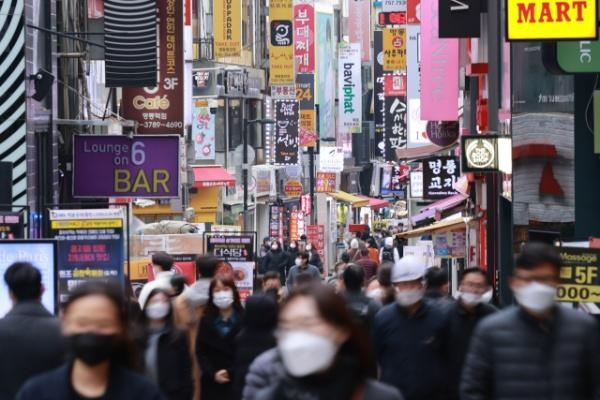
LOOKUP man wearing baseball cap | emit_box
[372,255,449,400]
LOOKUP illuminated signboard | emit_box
[506,0,597,41]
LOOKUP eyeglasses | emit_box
[513,275,557,285]
[461,282,488,290]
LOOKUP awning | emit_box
[327,191,370,207]
[399,217,469,238]
[192,166,236,188]
[410,194,468,225]
[358,196,390,210]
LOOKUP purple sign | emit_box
[426,121,459,147]
[73,135,179,198]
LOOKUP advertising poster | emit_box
[383,27,407,71]
[384,75,408,161]
[213,0,241,57]
[316,172,336,193]
[557,248,600,311]
[0,240,57,316]
[192,100,215,160]
[293,0,315,73]
[50,209,124,303]
[373,31,386,158]
[270,0,295,85]
[316,6,335,139]
[319,146,344,172]
[269,205,282,241]
[433,231,466,258]
[296,73,317,147]
[348,0,371,61]
[274,100,299,164]
[0,212,24,239]
[306,224,325,260]
[420,0,458,121]
[289,210,305,241]
[423,156,459,199]
[338,43,362,134]
[122,0,184,134]
[205,234,255,300]
[146,254,197,285]
[73,135,180,198]
[383,0,407,11]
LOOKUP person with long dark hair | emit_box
[195,275,244,400]
[244,283,403,400]
[138,288,193,400]
[16,281,164,399]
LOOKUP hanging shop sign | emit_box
[306,224,325,260]
[50,209,124,303]
[557,39,600,73]
[383,0,407,12]
[426,121,459,147]
[122,0,183,134]
[338,43,362,134]
[316,172,336,193]
[0,212,24,239]
[506,0,597,41]
[73,135,180,198]
[270,0,295,85]
[296,73,317,147]
[319,146,345,172]
[192,69,217,97]
[348,0,371,61]
[407,0,421,23]
[406,25,420,100]
[420,0,459,120]
[384,74,408,161]
[284,179,303,197]
[316,7,335,140]
[423,156,459,199]
[557,248,600,306]
[274,100,299,165]
[269,205,283,241]
[383,27,407,71]
[438,0,481,38]
[293,0,315,73]
[290,210,306,241]
[409,171,423,198]
[213,0,241,57]
[461,135,512,173]
[374,31,386,159]
[192,100,215,160]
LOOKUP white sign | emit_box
[407,25,420,100]
[49,208,124,220]
[319,146,345,172]
[409,171,423,198]
[407,98,429,148]
[337,43,362,134]
[383,0,407,12]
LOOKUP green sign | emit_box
[557,40,600,73]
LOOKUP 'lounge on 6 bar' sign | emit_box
[73,135,180,198]
[423,156,459,199]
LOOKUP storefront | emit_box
[189,165,236,224]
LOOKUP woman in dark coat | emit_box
[138,288,193,400]
[196,275,244,400]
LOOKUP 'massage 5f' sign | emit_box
[507,0,597,40]
[73,135,180,198]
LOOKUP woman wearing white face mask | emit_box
[139,289,193,400]
[245,283,403,400]
[195,275,244,400]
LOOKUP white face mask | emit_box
[186,279,211,306]
[145,302,170,320]
[481,289,493,303]
[213,290,234,309]
[290,244,297,249]
[366,288,384,300]
[278,331,340,377]
[459,291,484,307]
[295,258,303,267]
[272,244,279,250]
[513,282,556,313]
[395,288,425,307]
[306,245,312,251]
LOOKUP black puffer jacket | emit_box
[261,249,289,277]
[460,305,600,400]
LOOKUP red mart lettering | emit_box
[516,1,587,23]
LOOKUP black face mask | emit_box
[69,333,117,366]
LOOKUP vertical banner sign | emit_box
[316,6,335,139]
[293,0,315,73]
[383,28,407,71]
[50,209,124,303]
[374,31,386,158]
[270,0,295,85]
[274,100,299,164]
[192,100,215,160]
[407,25,428,148]
[383,0,407,11]
[269,205,282,241]
[205,234,255,300]
[384,75,408,161]
[122,0,184,134]
[407,0,421,23]
[316,172,336,192]
[296,73,317,146]
[423,156,459,199]
[420,0,459,120]
[348,0,371,62]
[213,0,241,57]
[306,225,325,260]
[338,43,362,134]
[438,0,480,38]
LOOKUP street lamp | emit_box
[242,119,276,226]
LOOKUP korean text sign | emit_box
[274,100,299,164]
[213,0,242,57]
[270,0,295,84]
[293,0,315,73]
[423,156,459,199]
[73,135,179,198]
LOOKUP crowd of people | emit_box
[0,239,599,400]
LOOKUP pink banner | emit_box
[348,0,371,62]
[294,0,315,73]
[420,0,459,121]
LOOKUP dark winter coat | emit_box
[138,328,193,400]
[0,302,66,400]
[344,291,381,334]
[445,301,497,400]
[261,249,289,276]
[16,363,165,400]
[460,305,600,400]
[356,257,379,281]
[372,300,449,400]
[195,311,244,400]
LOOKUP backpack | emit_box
[381,245,395,262]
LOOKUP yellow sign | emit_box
[556,284,600,302]
[50,219,123,229]
[507,0,597,40]
[269,0,295,84]
[213,0,241,57]
[383,28,406,71]
[126,258,151,281]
